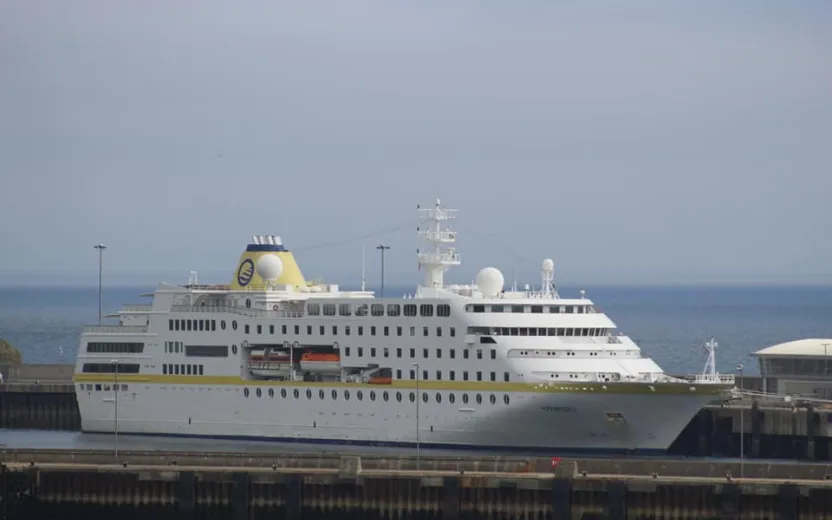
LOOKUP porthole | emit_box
[383,391,389,402]
[449,393,455,404]
[268,388,274,398]
[462,393,469,404]
[293,389,299,399]
[232,320,238,330]
[409,392,415,403]
[357,390,363,401]
[331,389,338,400]
[489,394,496,405]
[504,394,510,405]
[306,389,312,399]
[370,391,376,401]
[422,393,428,403]
[245,299,251,309]
[281,389,287,398]
[221,320,226,330]
[244,388,250,398]
[319,389,325,399]
[435,392,442,403]
[397,392,402,402]
[232,345,238,355]
[256,388,262,398]
[476,394,482,404]
[344,390,350,400]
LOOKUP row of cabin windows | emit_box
[367,367,508,382]
[82,363,140,374]
[248,323,457,338]
[80,383,128,392]
[169,319,217,332]
[165,342,229,358]
[165,341,184,353]
[468,327,609,337]
[466,304,595,314]
[86,342,144,354]
[163,363,204,376]
[308,303,451,318]
[243,386,511,406]
[345,346,496,361]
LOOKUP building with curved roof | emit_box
[754,338,832,397]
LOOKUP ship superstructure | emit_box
[73,200,735,453]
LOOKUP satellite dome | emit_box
[256,254,284,282]
[542,258,554,271]
[476,267,504,298]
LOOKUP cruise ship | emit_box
[73,200,735,453]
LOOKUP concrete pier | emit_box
[3,450,832,519]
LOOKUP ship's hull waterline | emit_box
[76,380,721,453]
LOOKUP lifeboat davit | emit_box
[248,350,291,377]
[299,352,341,374]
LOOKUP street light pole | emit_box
[412,362,420,470]
[737,363,744,478]
[376,245,390,298]
[94,244,107,325]
[111,359,119,461]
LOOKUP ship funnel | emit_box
[229,235,307,290]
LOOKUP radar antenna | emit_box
[701,338,718,377]
[416,199,461,289]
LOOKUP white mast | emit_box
[702,338,718,377]
[416,199,461,289]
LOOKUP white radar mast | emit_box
[417,199,461,289]
[701,338,718,378]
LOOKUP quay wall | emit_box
[3,451,832,520]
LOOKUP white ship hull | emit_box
[76,383,717,453]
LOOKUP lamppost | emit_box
[94,244,107,325]
[412,362,420,470]
[376,244,390,298]
[736,362,744,478]
[111,359,119,460]
[823,343,830,376]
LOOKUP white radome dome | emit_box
[542,258,554,271]
[476,267,504,298]
[256,254,284,281]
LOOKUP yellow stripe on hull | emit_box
[72,373,729,395]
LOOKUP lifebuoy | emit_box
[273,304,279,311]
[551,457,561,469]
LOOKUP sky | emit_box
[1,0,831,288]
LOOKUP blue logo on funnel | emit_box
[237,258,255,287]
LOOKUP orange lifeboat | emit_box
[300,352,341,373]
[368,376,392,385]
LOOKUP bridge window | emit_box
[371,304,385,316]
[87,342,144,354]
[82,363,140,374]
[420,304,434,317]
[185,345,229,357]
[387,304,401,316]
[437,304,451,317]
[307,303,321,315]
[339,304,352,316]
[403,304,417,317]
[323,304,336,316]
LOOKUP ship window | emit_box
[307,325,312,335]
[345,347,351,356]
[339,304,352,316]
[319,389,324,399]
[437,304,451,317]
[168,319,173,330]
[422,393,428,403]
[504,394,510,405]
[436,371,442,380]
[199,365,203,375]
[436,392,442,403]
[423,327,429,336]
[436,327,442,337]
[255,387,261,397]
[82,363,140,374]
[185,345,229,357]
[371,348,376,357]
[397,326,402,336]
[245,299,251,309]
[306,389,312,399]
[344,390,350,400]
[232,321,238,330]
[396,370,401,380]
[162,365,167,374]
[476,394,482,404]
[450,349,455,359]
[491,305,503,313]
[211,320,216,331]
[410,326,416,337]
[476,349,482,359]
[410,369,415,380]
[409,392,415,402]
[450,327,456,337]
[244,388,249,398]
[232,345,238,355]
[371,304,384,316]
[462,393,469,404]
[384,326,389,336]
[199,320,204,331]
[512,305,524,313]
[175,364,180,374]
[332,326,338,335]
[403,304,417,317]
[357,347,363,357]
[187,320,193,331]
[357,390,363,401]
[370,391,375,401]
[320,325,325,335]
[410,348,415,358]
[476,371,482,381]
[282,325,287,334]
[423,370,428,380]
[244,324,250,334]
[449,393,455,404]
[396,347,402,358]
[323,304,336,316]
[423,348,428,358]
[371,326,376,336]
[490,371,495,381]
[565,306,574,313]
[435,348,442,359]
[419,304,433,317]
[358,326,363,336]
[307,303,321,315]
[268,325,274,334]
[383,347,389,358]
[531,305,543,314]
[331,389,337,400]
[268,388,274,398]
[471,305,485,313]
[345,326,351,336]
[490,394,496,405]
[221,320,226,330]
[463,371,469,381]
[281,389,287,398]
[490,349,496,359]
[87,342,144,354]
[504,372,509,382]
[383,391,389,401]
[257,325,262,334]
[387,304,401,316]
[450,371,455,380]
[290,389,298,399]
[463,350,469,359]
